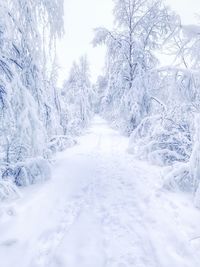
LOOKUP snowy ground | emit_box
[1,116,200,267]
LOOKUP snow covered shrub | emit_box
[48,135,77,153]
[1,158,51,187]
[190,114,200,190]
[194,186,200,208]
[163,114,200,203]
[0,180,20,201]
[65,118,84,136]
[15,158,52,186]
[163,117,196,196]
[189,114,200,207]
[163,163,192,192]
[129,115,192,166]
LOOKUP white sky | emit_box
[56,0,200,86]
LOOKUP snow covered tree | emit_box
[94,0,178,134]
[136,20,200,203]
[93,75,108,113]
[0,0,64,187]
[61,56,93,135]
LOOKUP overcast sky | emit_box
[56,0,200,86]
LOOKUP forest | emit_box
[0,0,200,267]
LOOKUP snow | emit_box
[182,25,200,37]
[0,180,20,201]
[0,116,200,267]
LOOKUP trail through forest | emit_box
[0,116,200,267]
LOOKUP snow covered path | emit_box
[1,116,200,267]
